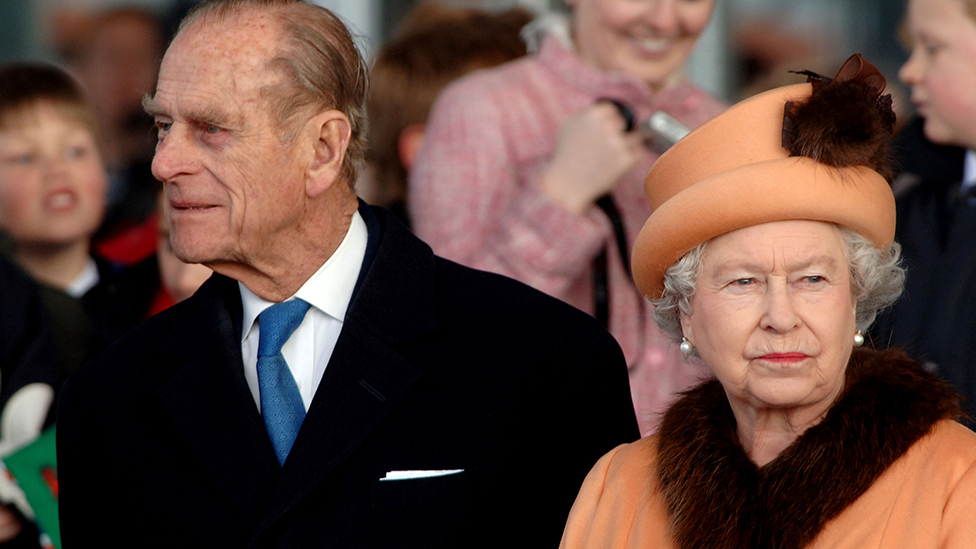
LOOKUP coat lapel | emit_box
[252,207,439,538]
[151,275,281,521]
[253,321,424,535]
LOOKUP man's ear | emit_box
[397,124,426,172]
[306,109,351,198]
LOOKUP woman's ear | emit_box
[679,311,694,344]
[306,109,351,198]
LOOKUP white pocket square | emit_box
[380,469,464,481]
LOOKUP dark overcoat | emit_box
[57,205,639,548]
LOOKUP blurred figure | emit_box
[362,3,533,226]
[873,0,976,423]
[0,62,157,380]
[68,7,167,263]
[727,4,844,100]
[71,7,163,181]
[410,0,727,435]
[0,237,60,548]
[148,188,213,315]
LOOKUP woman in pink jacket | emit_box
[409,0,726,435]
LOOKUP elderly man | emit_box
[56,1,638,547]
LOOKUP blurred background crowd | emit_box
[0,0,919,270]
[0,0,911,103]
[0,0,921,257]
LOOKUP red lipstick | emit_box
[758,353,808,364]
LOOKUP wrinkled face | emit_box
[680,221,856,415]
[900,0,976,148]
[146,16,309,268]
[0,103,108,247]
[568,0,715,91]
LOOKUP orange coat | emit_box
[560,419,976,549]
[562,348,976,549]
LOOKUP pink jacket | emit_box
[409,35,725,435]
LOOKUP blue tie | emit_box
[257,299,311,466]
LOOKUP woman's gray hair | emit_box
[651,226,905,343]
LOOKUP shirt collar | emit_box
[66,257,99,298]
[239,210,368,342]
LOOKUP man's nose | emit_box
[151,126,194,183]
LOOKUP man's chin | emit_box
[171,246,221,267]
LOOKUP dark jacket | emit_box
[34,253,159,381]
[872,118,976,423]
[0,253,60,422]
[57,205,639,548]
[0,251,60,549]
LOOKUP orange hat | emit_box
[631,54,897,300]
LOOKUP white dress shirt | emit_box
[239,211,368,412]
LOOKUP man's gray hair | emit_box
[651,226,905,343]
[179,0,368,187]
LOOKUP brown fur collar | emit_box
[656,348,962,549]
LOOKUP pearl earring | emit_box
[853,330,865,347]
[680,337,694,357]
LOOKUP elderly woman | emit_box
[559,55,976,549]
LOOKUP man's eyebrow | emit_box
[142,95,243,130]
[185,103,242,129]
[142,95,166,117]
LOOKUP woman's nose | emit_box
[760,281,800,333]
[645,0,679,34]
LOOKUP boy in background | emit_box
[0,63,157,382]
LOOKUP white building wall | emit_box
[310,0,382,61]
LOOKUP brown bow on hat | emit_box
[631,54,898,301]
